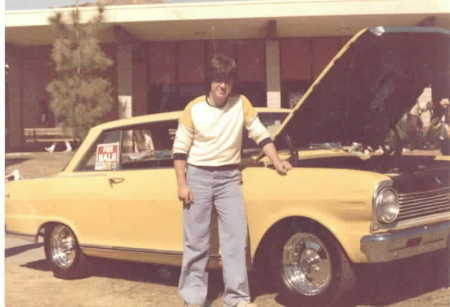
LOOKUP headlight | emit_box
[375,188,399,224]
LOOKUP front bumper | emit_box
[361,221,450,262]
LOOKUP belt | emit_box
[188,164,239,171]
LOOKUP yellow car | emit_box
[6,26,450,306]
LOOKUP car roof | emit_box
[94,107,290,131]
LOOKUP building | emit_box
[5,0,450,151]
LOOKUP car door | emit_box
[106,121,184,253]
[67,129,123,248]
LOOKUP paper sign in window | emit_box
[95,143,120,171]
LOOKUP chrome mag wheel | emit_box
[281,232,332,296]
[49,224,77,270]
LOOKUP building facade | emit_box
[5,0,450,151]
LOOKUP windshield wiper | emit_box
[308,142,343,150]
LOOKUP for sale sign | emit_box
[95,143,120,171]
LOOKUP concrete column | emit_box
[116,43,133,119]
[133,44,148,116]
[265,40,282,108]
[5,45,24,151]
[115,26,146,119]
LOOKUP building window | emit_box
[236,82,266,107]
[147,39,268,112]
[282,81,310,109]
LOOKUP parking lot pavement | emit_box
[5,234,449,307]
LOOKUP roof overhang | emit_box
[6,0,450,46]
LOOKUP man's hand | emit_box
[174,159,193,205]
[273,159,292,175]
[178,184,193,204]
[262,142,293,175]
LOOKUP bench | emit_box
[24,127,78,143]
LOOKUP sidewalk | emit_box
[5,151,74,179]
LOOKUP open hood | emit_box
[274,26,450,150]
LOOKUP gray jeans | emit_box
[178,164,250,307]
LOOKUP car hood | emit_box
[274,26,450,149]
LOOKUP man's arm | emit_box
[173,103,195,204]
[241,96,291,174]
[174,159,193,204]
[262,142,292,174]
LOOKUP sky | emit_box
[5,0,96,10]
[5,0,225,10]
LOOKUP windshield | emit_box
[243,112,289,155]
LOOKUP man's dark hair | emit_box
[207,54,237,83]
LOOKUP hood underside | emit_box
[275,26,450,149]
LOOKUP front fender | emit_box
[243,167,390,263]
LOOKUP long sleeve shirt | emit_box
[173,94,272,167]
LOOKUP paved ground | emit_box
[5,234,450,307]
[5,151,74,179]
[5,151,450,307]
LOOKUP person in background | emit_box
[438,97,450,154]
[173,54,291,307]
[405,86,434,150]
[40,99,72,153]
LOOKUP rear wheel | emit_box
[44,224,88,279]
[270,223,356,306]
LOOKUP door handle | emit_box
[109,177,125,185]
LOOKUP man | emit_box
[438,97,450,154]
[406,86,433,150]
[173,54,291,307]
[40,98,72,153]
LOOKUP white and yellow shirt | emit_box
[173,95,272,166]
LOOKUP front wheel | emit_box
[44,224,88,279]
[270,224,356,306]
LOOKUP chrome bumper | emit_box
[361,221,450,263]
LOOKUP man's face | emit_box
[209,78,233,107]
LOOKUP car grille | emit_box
[397,186,450,222]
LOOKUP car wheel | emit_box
[44,224,87,279]
[270,224,355,307]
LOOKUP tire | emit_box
[269,222,356,307]
[44,224,88,279]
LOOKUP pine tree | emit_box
[47,5,113,140]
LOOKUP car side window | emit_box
[77,130,122,172]
[76,121,177,172]
[120,121,177,170]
